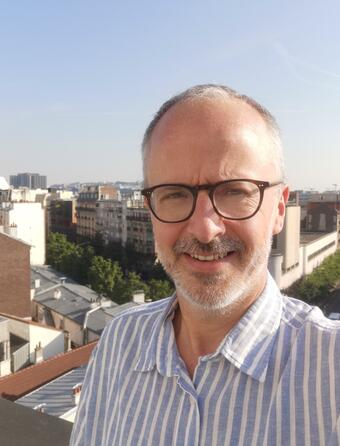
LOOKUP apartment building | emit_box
[126,203,154,255]
[10,173,47,189]
[48,199,77,240]
[76,185,118,239]
[0,202,45,264]
[95,199,127,245]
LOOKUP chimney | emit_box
[34,403,46,413]
[132,290,145,304]
[60,277,67,284]
[8,223,17,238]
[72,383,83,406]
[64,331,71,352]
[54,289,61,299]
[34,342,43,364]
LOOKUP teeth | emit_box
[190,253,226,261]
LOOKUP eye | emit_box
[154,187,191,203]
[161,191,187,200]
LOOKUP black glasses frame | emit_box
[141,179,282,223]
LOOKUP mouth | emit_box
[187,252,234,262]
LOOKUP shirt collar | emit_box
[215,273,282,382]
[135,273,282,382]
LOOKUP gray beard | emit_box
[158,235,272,314]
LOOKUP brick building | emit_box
[0,232,31,317]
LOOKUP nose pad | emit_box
[186,192,225,243]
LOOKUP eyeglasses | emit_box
[141,179,282,223]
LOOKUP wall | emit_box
[269,231,338,289]
[0,203,45,265]
[0,233,31,317]
[303,232,337,275]
[34,302,84,347]
[29,324,64,362]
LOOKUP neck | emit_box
[173,280,266,378]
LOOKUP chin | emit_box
[173,271,259,314]
[158,240,272,314]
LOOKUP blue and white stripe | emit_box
[70,274,340,445]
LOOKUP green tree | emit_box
[113,271,149,305]
[146,279,174,301]
[88,256,123,297]
[288,250,340,307]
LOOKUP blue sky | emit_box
[1,1,339,191]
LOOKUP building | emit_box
[16,365,87,422]
[0,231,31,317]
[126,203,154,255]
[95,199,127,245]
[0,177,11,202]
[10,173,47,189]
[0,313,65,378]
[306,201,340,243]
[268,200,338,289]
[0,317,10,377]
[76,185,118,240]
[48,199,77,240]
[0,202,45,265]
[31,266,138,347]
[0,341,96,401]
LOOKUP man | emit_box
[70,85,340,445]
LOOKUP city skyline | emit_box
[1,1,340,191]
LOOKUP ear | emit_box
[272,185,290,236]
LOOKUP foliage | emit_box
[88,256,123,297]
[287,250,340,307]
[146,279,174,301]
[47,232,173,305]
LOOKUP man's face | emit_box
[146,97,288,312]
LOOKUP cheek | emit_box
[228,219,268,251]
[152,220,183,252]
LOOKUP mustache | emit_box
[173,237,245,257]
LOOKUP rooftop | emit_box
[31,266,122,334]
[300,232,333,244]
[16,365,86,418]
[0,341,96,401]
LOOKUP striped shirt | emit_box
[70,274,340,445]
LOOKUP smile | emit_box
[188,252,232,261]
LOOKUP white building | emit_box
[269,203,338,289]
[0,314,65,378]
[0,202,45,265]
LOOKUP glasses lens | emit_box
[214,180,260,219]
[150,185,193,222]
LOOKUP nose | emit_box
[185,191,226,243]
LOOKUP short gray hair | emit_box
[142,84,285,186]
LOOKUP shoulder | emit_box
[281,294,340,341]
[108,296,174,331]
[93,296,174,357]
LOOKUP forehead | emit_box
[147,97,275,185]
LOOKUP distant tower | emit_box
[9,173,47,189]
